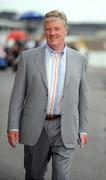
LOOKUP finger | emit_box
[83,135,88,144]
[15,132,19,143]
[80,134,88,145]
[8,133,16,148]
[8,136,16,148]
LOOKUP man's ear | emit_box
[65,28,68,35]
[65,31,67,35]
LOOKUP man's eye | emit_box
[55,27,60,31]
[46,29,51,32]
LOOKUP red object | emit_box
[6,30,27,41]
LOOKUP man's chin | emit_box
[48,42,58,49]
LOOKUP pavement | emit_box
[0,59,106,180]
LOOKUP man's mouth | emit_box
[50,36,58,40]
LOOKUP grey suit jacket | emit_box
[7,46,88,148]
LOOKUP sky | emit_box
[0,0,106,23]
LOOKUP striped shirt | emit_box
[45,45,66,115]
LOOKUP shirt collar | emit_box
[45,44,67,56]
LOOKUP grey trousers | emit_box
[24,118,75,180]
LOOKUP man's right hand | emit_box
[7,131,19,148]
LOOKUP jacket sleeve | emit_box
[7,52,27,131]
[78,56,88,134]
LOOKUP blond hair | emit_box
[44,10,68,28]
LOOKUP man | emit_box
[7,10,88,180]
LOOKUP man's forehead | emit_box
[44,17,64,24]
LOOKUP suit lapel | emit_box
[34,47,48,91]
[64,48,73,89]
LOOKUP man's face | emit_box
[44,18,67,51]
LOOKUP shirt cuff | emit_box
[80,132,87,135]
[9,129,19,132]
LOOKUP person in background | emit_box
[7,10,88,180]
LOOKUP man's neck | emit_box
[47,43,65,53]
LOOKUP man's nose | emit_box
[50,29,56,35]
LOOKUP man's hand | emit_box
[7,131,19,148]
[80,133,88,149]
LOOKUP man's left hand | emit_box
[80,133,88,145]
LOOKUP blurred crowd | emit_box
[0,29,88,71]
[0,30,46,71]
